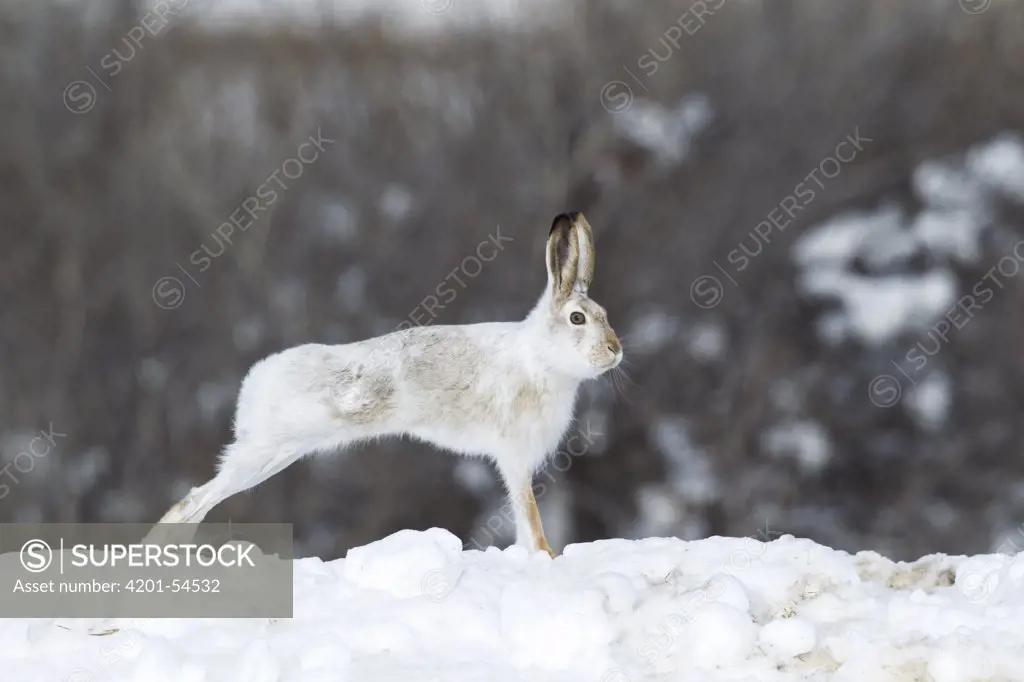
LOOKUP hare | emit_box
[155,212,622,556]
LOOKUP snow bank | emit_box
[3,529,1023,681]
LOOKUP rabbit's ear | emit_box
[546,212,595,301]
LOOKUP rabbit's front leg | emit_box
[524,485,556,558]
[503,468,556,558]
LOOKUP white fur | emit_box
[156,213,621,553]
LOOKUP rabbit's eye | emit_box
[570,312,586,325]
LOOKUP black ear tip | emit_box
[550,212,582,235]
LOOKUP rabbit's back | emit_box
[234,324,578,467]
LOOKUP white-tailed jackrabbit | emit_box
[156,212,621,556]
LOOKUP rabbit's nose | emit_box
[607,338,622,355]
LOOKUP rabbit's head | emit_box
[533,212,622,379]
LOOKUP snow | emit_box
[910,208,986,264]
[965,132,1024,202]
[792,203,963,345]
[139,0,574,36]
[911,160,986,212]
[792,204,908,269]
[686,321,726,362]
[800,267,958,346]
[611,95,714,167]
[6,529,1024,681]
[762,420,832,473]
[793,132,1024,347]
[377,185,414,223]
[758,617,816,658]
[343,527,463,598]
[313,197,359,243]
[905,371,952,431]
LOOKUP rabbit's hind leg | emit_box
[157,439,302,525]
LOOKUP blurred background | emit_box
[3,0,1024,561]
